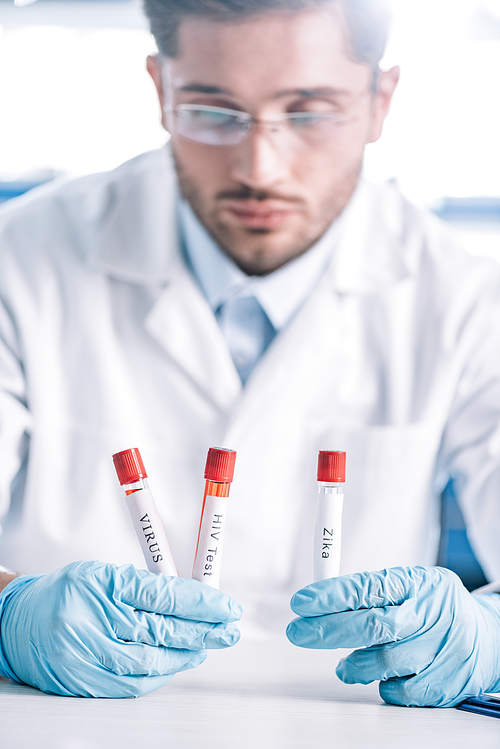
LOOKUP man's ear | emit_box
[147,54,169,130]
[367,65,400,144]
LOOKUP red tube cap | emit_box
[204,447,236,483]
[112,448,147,485]
[317,451,346,483]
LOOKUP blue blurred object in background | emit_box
[432,196,500,223]
[437,481,488,591]
[0,178,53,204]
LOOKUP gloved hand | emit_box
[0,560,241,698]
[286,566,500,707]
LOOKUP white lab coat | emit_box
[1,147,500,634]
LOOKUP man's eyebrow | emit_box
[273,87,350,98]
[177,84,232,94]
[176,85,351,97]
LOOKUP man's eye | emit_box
[287,113,336,128]
[192,111,230,125]
[179,107,241,130]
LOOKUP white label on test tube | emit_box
[125,487,178,577]
[192,495,228,588]
[313,485,344,581]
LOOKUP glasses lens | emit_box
[285,112,347,146]
[175,105,250,146]
[287,113,333,128]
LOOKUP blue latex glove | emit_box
[286,566,500,707]
[0,560,241,698]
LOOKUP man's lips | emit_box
[219,200,299,229]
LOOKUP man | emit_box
[1,0,500,704]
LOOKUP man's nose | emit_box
[230,124,291,189]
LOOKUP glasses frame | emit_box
[167,103,358,147]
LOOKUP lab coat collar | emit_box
[329,178,416,294]
[68,147,242,409]
[81,147,182,284]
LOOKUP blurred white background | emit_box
[0,0,499,257]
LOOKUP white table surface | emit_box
[0,639,498,749]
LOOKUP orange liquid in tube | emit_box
[192,447,236,589]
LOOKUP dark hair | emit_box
[143,0,391,90]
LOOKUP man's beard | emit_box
[173,149,363,275]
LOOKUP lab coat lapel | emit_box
[81,147,242,410]
[331,178,415,293]
[83,148,178,285]
[222,274,344,444]
[144,270,242,411]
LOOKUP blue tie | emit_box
[217,296,275,385]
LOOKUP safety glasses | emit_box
[169,104,355,147]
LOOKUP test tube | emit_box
[192,447,236,588]
[112,447,178,577]
[314,451,346,582]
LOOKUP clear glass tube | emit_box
[122,478,149,495]
[318,482,344,495]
